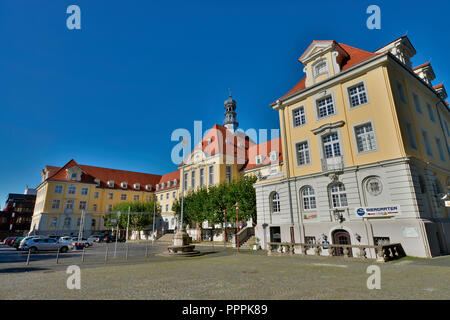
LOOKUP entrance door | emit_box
[270,227,281,243]
[332,230,352,257]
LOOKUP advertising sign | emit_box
[303,213,318,220]
[355,205,400,218]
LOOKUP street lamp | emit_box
[223,209,227,248]
[234,202,239,253]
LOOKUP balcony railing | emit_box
[267,242,405,263]
[321,155,344,173]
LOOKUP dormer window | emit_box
[121,182,128,189]
[133,183,140,190]
[71,173,78,180]
[173,179,177,185]
[314,61,328,77]
[161,182,165,189]
[107,180,114,188]
[156,184,159,191]
[207,138,212,144]
[167,181,171,188]
[94,178,101,185]
[255,155,262,165]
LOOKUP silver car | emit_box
[22,238,73,253]
[18,236,44,250]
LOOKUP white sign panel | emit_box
[402,227,419,238]
[445,200,450,208]
[355,205,400,218]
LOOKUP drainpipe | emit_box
[277,100,297,244]
[435,101,450,156]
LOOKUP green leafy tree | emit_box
[105,200,160,239]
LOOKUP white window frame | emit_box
[208,166,214,185]
[81,188,88,196]
[312,58,328,78]
[79,200,87,210]
[421,129,433,157]
[330,183,348,208]
[191,170,196,189]
[292,105,307,128]
[54,185,63,194]
[412,92,423,114]
[346,80,370,109]
[51,199,60,210]
[295,140,311,167]
[134,195,140,201]
[121,194,127,201]
[435,136,446,162]
[271,192,281,214]
[314,90,337,121]
[199,168,205,187]
[426,102,436,123]
[107,192,114,200]
[68,186,76,195]
[405,120,418,150]
[353,120,378,154]
[225,165,232,183]
[301,187,316,210]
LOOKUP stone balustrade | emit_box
[266,242,405,262]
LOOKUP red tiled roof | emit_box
[434,83,444,89]
[413,62,431,71]
[276,41,380,102]
[46,159,162,192]
[242,137,282,171]
[178,124,252,167]
[156,170,180,192]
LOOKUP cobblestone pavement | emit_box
[0,245,449,300]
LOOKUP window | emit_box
[255,155,262,165]
[314,61,327,76]
[50,217,58,228]
[65,199,74,210]
[271,192,280,213]
[330,183,348,208]
[435,137,446,162]
[396,81,407,104]
[107,193,114,200]
[134,195,140,201]
[94,192,99,199]
[295,141,310,166]
[54,185,63,194]
[292,106,306,127]
[348,83,368,107]
[71,173,78,180]
[184,172,188,190]
[93,204,98,212]
[68,186,76,195]
[317,96,335,118]
[77,218,81,227]
[426,103,436,122]
[121,194,127,201]
[166,193,169,199]
[173,192,176,199]
[191,170,196,189]
[418,175,426,194]
[412,93,422,113]
[301,187,316,210]
[200,168,205,187]
[165,204,169,212]
[64,217,71,227]
[226,166,232,183]
[51,199,60,209]
[354,122,377,153]
[422,130,433,157]
[209,166,214,185]
[107,204,113,212]
[81,188,88,195]
[79,201,87,210]
[405,121,418,150]
[160,194,163,200]
[323,133,341,158]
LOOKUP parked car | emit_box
[21,238,73,253]
[7,237,18,246]
[2,237,14,245]
[18,236,44,251]
[103,235,126,243]
[70,237,93,248]
[87,235,101,243]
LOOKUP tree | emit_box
[106,200,160,239]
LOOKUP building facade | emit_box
[0,192,36,236]
[254,36,450,258]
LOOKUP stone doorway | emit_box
[332,229,352,257]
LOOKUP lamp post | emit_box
[234,202,239,253]
[114,211,121,258]
[126,206,130,241]
[152,198,156,245]
[223,209,227,248]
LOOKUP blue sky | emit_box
[1,0,449,203]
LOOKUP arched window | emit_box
[330,183,348,208]
[271,192,280,213]
[301,187,316,210]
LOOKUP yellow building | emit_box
[154,170,180,231]
[30,159,160,236]
[255,36,449,258]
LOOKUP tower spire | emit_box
[223,89,238,132]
